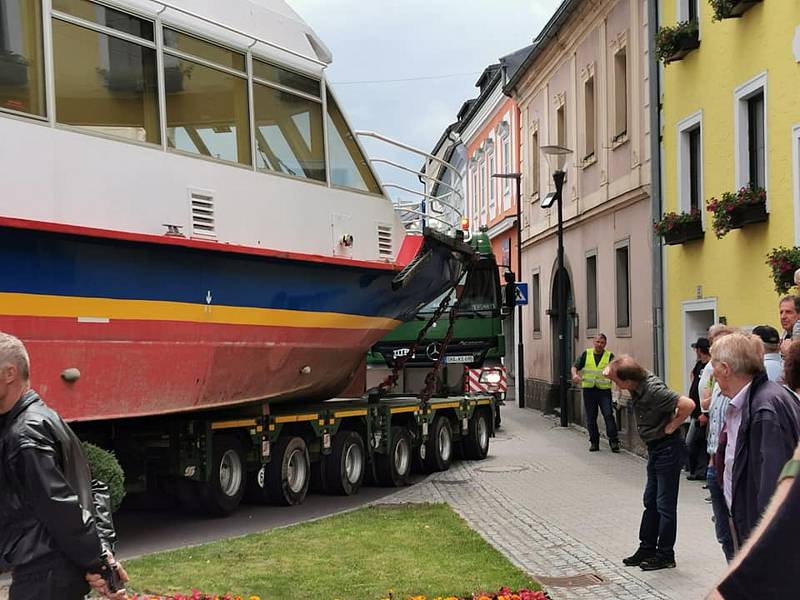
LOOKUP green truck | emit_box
[367,231,507,426]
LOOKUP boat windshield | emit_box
[419,263,498,315]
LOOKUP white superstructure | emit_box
[0,0,406,262]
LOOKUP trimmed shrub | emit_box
[81,441,126,512]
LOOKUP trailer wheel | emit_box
[424,415,453,472]
[324,430,365,496]
[463,408,490,460]
[266,436,310,506]
[200,434,245,516]
[375,426,412,487]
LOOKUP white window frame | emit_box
[677,110,704,224]
[611,42,628,146]
[531,267,542,338]
[793,124,800,245]
[734,71,768,194]
[530,122,540,199]
[585,248,599,336]
[502,134,511,202]
[677,0,699,23]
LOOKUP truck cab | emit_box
[367,231,506,410]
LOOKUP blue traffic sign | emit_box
[515,282,528,306]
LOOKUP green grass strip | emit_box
[124,503,538,599]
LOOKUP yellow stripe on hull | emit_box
[0,292,401,331]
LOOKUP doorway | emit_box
[681,299,717,393]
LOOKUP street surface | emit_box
[385,404,725,600]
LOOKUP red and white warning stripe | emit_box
[465,367,507,394]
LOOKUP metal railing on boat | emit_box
[354,130,467,239]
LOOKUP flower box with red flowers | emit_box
[709,0,763,21]
[706,186,767,238]
[653,210,703,245]
[765,246,800,295]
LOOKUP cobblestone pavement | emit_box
[381,405,726,600]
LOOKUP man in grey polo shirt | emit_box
[604,355,694,571]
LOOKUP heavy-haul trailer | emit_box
[74,392,495,515]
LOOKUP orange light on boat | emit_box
[461,217,470,231]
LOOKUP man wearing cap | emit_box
[686,337,711,480]
[753,325,783,382]
[571,334,620,452]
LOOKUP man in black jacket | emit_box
[0,332,127,599]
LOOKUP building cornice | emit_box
[522,186,649,249]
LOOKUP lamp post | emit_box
[540,145,573,427]
[492,172,524,408]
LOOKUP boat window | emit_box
[326,94,380,194]
[163,27,244,73]
[253,81,325,182]
[164,56,250,165]
[0,0,46,116]
[52,0,154,41]
[253,58,320,97]
[52,18,160,143]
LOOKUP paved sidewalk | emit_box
[383,405,726,600]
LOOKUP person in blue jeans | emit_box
[571,334,619,452]
[699,326,736,562]
[604,356,694,571]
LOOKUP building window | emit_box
[613,47,627,142]
[615,242,630,331]
[53,7,160,144]
[531,270,541,335]
[687,0,698,22]
[479,160,486,222]
[502,135,511,197]
[689,127,702,212]
[253,59,325,182]
[489,153,496,218]
[584,76,595,161]
[326,94,380,193]
[678,111,703,215]
[530,128,540,197]
[0,0,45,117]
[471,168,478,224]
[586,253,598,331]
[163,27,249,164]
[734,72,768,191]
[747,92,765,189]
[556,104,566,148]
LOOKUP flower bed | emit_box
[123,588,549,600]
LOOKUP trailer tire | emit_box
[375,426,412,487]
[463,408,490,460]
[199,434,245,516]
[324,430,365,496]
[267,436,310,506]
[424,415,453,472]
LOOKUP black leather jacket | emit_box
[0,390,116,573]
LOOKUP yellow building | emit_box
[659,0,800,391]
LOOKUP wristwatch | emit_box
[778,458,800,483]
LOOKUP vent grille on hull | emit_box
[190,192,216,239]
[377,224,393,257]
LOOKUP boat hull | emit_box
[0,220,467,421]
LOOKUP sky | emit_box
[289,0,562,206]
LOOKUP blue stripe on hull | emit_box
[1,225,459,321]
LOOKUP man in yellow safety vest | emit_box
[571,333,620,452]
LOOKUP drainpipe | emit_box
[649,0,665,377]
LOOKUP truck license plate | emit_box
[445,355,474,364]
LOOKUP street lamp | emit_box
[540,144,573,427]
[491,171,524,408]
